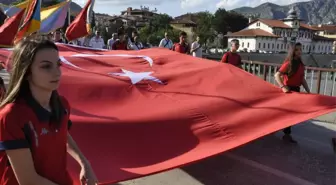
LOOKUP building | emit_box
[312,24,336,54]
[313,23,336,39]
[119,7,158,29]
[170,19,197,39]
[226,8,335,54]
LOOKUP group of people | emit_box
[0,28,334,185]
[158,31,203,58]
[51,28,204,59]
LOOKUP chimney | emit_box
[249,17,253,23]
[127,7,132,15]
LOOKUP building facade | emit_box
[227,8,335,54]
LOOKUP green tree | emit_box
[139,13,179,46]
[149,13,173,32]
[193,11,215,47]
[212,8,248,34]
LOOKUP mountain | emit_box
[1,0,82,14]
[232,0,336,25]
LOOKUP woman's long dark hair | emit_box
[1,34,65,128]
[284,42,302,77]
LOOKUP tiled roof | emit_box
[250,19,316,30]
[170,19,196,25]
[313,35,335,41]
[311,25,336,31]
[226,29,279,38]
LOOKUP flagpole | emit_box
[68,0,71,26]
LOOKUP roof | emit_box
[312,35,335,41]
[311,25,336,31]
[225,29,279,38]
[249,19,317,30]
[170,19,196,25]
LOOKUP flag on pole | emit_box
[0,9,25,47]
[0,1,28,17]
[65,0,95,41]
[40,0,70,33]
[15,0,41,43]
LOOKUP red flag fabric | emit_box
[0,44,336,184]
[0,9,25,47]
[65,0,94,41]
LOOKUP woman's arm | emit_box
[6,149,58,185]
[274,72,290,93]
[302,78,310,93]
[66,133,89,168]
[274,72,285,87]
[67,133,97,184]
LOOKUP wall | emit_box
[248,22,273,33]
[170,24,195,40]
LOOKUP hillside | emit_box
[232,0,336,24]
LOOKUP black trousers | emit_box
[283,86,300,135]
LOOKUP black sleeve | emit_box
[67,120,73,130]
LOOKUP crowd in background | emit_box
[51,28,204,58]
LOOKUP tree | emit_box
[149,14,173,32]
[139,13,179,46]
[193,11,215,47]
[212,8,248,34]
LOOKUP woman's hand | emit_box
[281,86,290,93]
[80,163,98,185]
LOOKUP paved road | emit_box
[116,120,336,185]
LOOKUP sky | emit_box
[72,0,311,17]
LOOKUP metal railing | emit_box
[204,56,336,96]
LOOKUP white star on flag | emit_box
[109,69,163,85]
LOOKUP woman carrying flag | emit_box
[0,35,97,185]
[274,42,310,143]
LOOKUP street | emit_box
[116,120,336,185]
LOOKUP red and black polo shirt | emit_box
[0,94,73,185]
[173,43,189,54]
[220,52,242,67]
[278,60,305,87]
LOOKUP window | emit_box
[303,45,305,50]
[242,42,244,47]
[281,44,283,50]
[263,43,266,48]
[277,44,279,49]
[259,43,261,48]
[272,43,274,49]
[268,43,270,49]
[247,43,250,48]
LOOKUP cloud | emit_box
[216,0,311,10]
[180,0,208,9]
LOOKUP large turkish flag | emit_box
[0,44,335,184]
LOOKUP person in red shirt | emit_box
[0,35,97,185]
[172,31,190,54]
[274,42,310,143]
[220,39,242,68]
[112,32,128,50]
